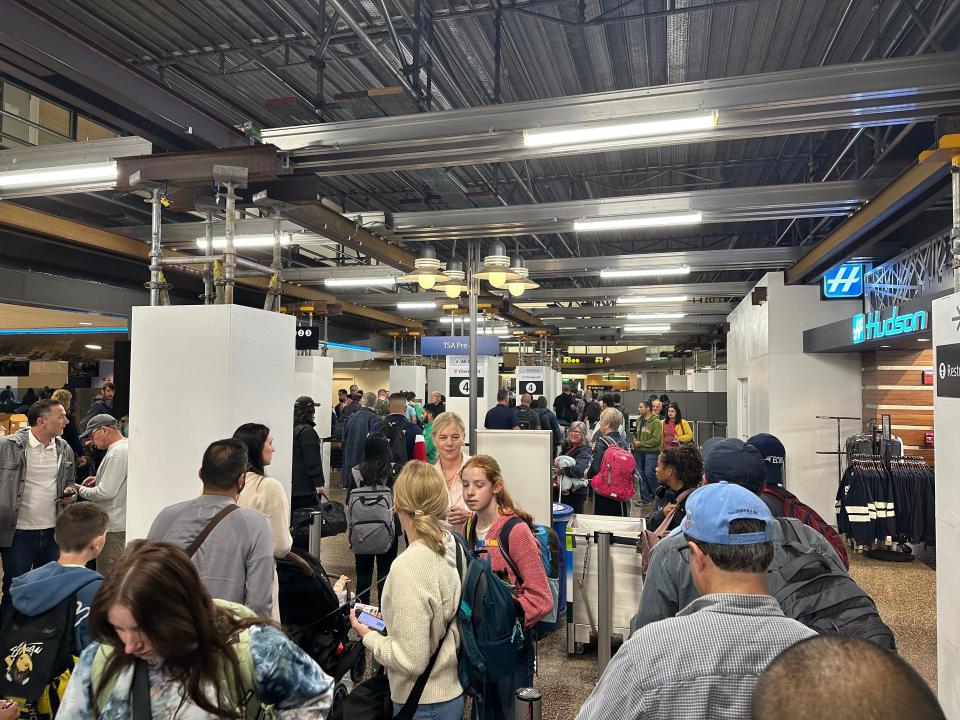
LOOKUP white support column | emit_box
[389,365,427,400]
[295,355,334,487]
[126,305,295,539]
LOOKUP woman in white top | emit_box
[349,461,464,719]
[431,412,472,536]
[233,422,293,622]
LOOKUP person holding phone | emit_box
[349,461,464,720]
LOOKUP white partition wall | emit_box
[427,368,446,397]
[693,372,710,392]
[127,305,295,539]
[934,293,960,717]
[446,356,499,435]
[707,368,727,392]
[475,429,552,525]
[296,355,334,486]
[389,365,426,400]
[666,374,687,391]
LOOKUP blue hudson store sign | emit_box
[852,306,928,344]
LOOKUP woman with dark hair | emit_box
[645,445,704,531]
[56,540,333,718]
[348,433,400,604]
[291,395,325,520]
[234,422,293,622]
[661,401,694,448]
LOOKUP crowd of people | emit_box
[0,381,946,720]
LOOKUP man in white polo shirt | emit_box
[0,398,74,620]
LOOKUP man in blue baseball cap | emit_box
[578,482,815,720]
[632,438,846,632]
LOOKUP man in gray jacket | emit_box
[0,398,75,619]
[631,438,846,634]
[341,391,381,487]
[147,438,274,617]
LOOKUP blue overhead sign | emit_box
[421,335,500,356]
[822,263,865,299]
[852,306,928,344]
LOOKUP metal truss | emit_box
[865,232,953,312]
[263,52,960,174]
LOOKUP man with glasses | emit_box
[70,414,128,575]
[0,398,75,620]
[578,483,815,720]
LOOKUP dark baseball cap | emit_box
[80,414,118,438]
[746,433,786,488]
[703,438,767,493]
[294,396,316,409]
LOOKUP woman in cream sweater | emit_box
[349,460,464,719]
[233,422,293,622]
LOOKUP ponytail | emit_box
[462,455,534,528]
[393,460,449,555]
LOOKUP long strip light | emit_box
[624,324,671,333]
[626,313,687,320]
[0,327,127,335]
[397,301,437,310]
[575,212,702,233]
[196,236,291,249]
[324,277,397,288]
[0,161,117,189]
[600,266,690,279]
[523,111,718,148]
[616,295,689,305]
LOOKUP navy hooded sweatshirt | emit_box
[10,562,102,651]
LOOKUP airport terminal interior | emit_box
[0,0,959,718]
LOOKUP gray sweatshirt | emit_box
[147,494,274,617]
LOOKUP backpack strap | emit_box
[186,505,240,558]
[496,516,525,587]
[131,660,153,720]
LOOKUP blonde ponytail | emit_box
[394,460,449,555]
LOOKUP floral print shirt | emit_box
[56,624,333,719]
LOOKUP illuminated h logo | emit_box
[823,264,864,298]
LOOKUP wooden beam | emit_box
[0,202,419,328]
[115,145,284,191]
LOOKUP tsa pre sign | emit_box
[421,335,500,356]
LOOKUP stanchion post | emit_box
[514,688,542,720]
[596,530,613,673]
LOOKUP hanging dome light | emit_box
[441,258,469,299]
[475,240,521,289]
[504,256,540,298]
[401,246,450,289]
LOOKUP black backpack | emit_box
[0,595,78,718]
[515,406,541,430]
[768,518,896,650]
[378,418,411,466]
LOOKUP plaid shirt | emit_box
[576,593,816,720]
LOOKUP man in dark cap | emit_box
[630,438,845,633]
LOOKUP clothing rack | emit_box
[815,415,861,489]
[836,454,935,561]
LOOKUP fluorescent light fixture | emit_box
[515,302,550,309]
[626,313,687,320]
[918,338,930,342]
[523,111,718,148]
[483,327,509,335]
[0,161,117,189]
[196,235,291,249]
[540,316,564,321]
[78,321,94,326]
[600,266,691,279]
[624,324,671,333]
[324,277,397,288]
[396,302,437,310]
[559,327,578,331]
[616,295,689,305]
[575,212,702,233]
[84,344,102,350]
[0,327,127,335]
[438,317,462,324]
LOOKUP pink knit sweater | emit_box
[470,512,554,629]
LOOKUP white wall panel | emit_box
[389,365,426,400]
[475,429,552,526]
[127,305,295,539]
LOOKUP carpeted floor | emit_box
[318,482,938,718]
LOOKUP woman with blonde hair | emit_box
[461,455,552,719]
[585,407,631,516]
[349,460,464,719]
[52,388,85,469]
[430,411,472,535]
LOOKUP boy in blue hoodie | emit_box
[9,502,108,651]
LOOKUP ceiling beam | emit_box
[0,202,418,328]
[380,181,883,241]
[532,303,735,319]
[263,52,960,174]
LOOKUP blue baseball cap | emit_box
[681,481,775,545]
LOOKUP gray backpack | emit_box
[347,468,396,555]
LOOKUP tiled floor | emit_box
[318,482,938,718]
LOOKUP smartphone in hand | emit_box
[357,611,386,632]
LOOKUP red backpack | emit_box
[591,436,636,501]
[762,485,849,569]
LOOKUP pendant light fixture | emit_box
[441,258,469,299]
[474,240,521,289]
[401,246,449,289]
[504,255,539,298]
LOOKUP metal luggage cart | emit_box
[566,515,646,671]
